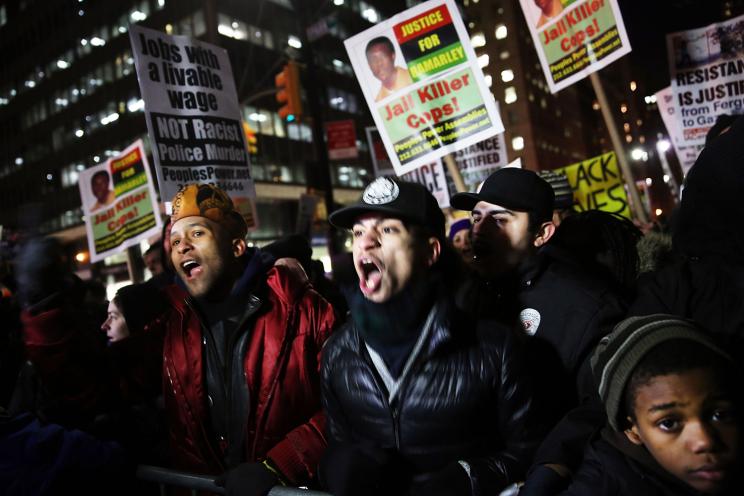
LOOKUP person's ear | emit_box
[624,419,643,446]
[232,238,247,258]
[533,221,556,247]
[426,237,441,267]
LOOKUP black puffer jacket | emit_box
[321,296,540,495]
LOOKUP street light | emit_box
[656,139,671,153]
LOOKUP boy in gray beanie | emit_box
[561,314,742,495]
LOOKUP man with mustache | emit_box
[165,184,337,496]
[451,168,626,489]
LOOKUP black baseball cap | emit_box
[328,177,445,238]
[451,168,554,221]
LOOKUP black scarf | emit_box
[346,275,436,377]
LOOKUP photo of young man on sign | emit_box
[534,0,565,28]
[366,36,414,102]
[90,169,116,212]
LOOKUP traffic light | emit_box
[242,120,258,155]
[275,61,302,122]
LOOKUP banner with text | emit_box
[400,159,450,208]
[519,0,632,93]
[555,151,630,218]
[655,86,705,175]
[326,120,359,160]
[667,14,744,146]
[79,140,163,263]
[345,0,503,175]
[365,126,396,177]
[129,24,256,223]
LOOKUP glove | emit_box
[215,462,279,496]
[408,462,471,496]
[14,237,68,310]
[319,442,402,496]
[518,464,570,496]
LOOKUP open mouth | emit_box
[181,259,202,279]
[358,257,382,295]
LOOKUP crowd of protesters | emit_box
[0,115,742,496]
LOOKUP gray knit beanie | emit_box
[591,314,730,431]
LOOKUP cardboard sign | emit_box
[79,140,163,262]
[326,120,359,160]
[555,152,630,218]
[667,13,744,146]
[655,86,705,176]
[400,159,450,208]
[519,0,632,93]
[129,24,256,225]
[345,0,503,175]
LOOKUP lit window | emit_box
[623,123,630,132]
[499,51,509,60]
[477,53,489,68]
[504,86,517,104]
[625,134,632,143]
[592,101,600,110]
[127,98,144,112]
[655,208,663,216]
[501,69,514,82]
[512,136,524,150]
[130,10,146,21]
[620,103,628,113]
[57,60,69,69]
[362,8,379,23]
[495,24,507,40]
[484,75,492,87]
[630,81,637,91]
[100,112,119,125]
[471,33,486,48]
[334,0,344,4]
[288,35,302,49]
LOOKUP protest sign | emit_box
[345,0,503,175]
[79,140,163,263]
[655,86,704,175]
[667,14,744,146]
[555,151,630,218]
[519,0,632,93]
[400,159,450,208]
[365,126,396,177]
[129,24,256,222]
[326,120,359,160]
[451,132,508,176]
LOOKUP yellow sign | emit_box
[555,151,630,218]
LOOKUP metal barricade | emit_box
[136,465,331,496]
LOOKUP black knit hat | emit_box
[115,283,168,333]
[591,314,729,431]
[451,168,554,222]
[328,177,445,239]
